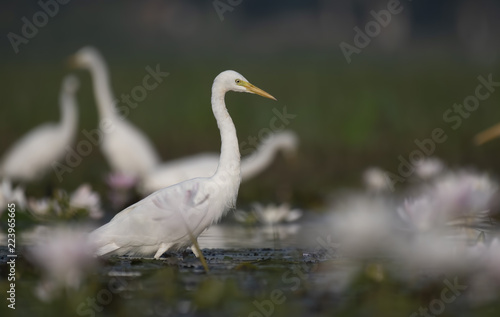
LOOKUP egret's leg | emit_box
[190,241,209,273]
[191,244,201,258]
[154,243,171,259]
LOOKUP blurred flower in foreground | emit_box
[433,172,497,216]
[251,203,303,225]
[362,167,393,192]
[398,197,436,231]
[26,226,96,301]
[0,179,27,213]
[329,197,400,257]
[414,157,444,180]
[398,171,498,231]
[70,184,103,219]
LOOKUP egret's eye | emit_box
[235,79,241,84]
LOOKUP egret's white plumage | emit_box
[71,46,161,178]
[139,130,298,195]
[0,75,79,182]
[89,70,276,259]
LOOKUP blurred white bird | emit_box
[89,70,276,259]
[0,75,79,182]
[70,46,161,178]
[139,130,298,195]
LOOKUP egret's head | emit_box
[62,75,80,94]
[68,46,102,69]
[215,70,276,101]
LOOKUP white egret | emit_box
[138,130,298,195]
[70,46,161,178]
[89,70,276,259]
[0,75,79,182]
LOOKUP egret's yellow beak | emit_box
[242,81,277,101]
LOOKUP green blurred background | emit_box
[1,0,500,207]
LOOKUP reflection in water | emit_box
[199,213,329,250]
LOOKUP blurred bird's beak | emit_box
[474,123,500,145]
[65,55,79,69]
[242,82,277,101]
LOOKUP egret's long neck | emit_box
[240,139,279,181]
[88,56,116,120]
[211,85,241,181]
[59,87,78,142]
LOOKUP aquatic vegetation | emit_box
[0,179,27,213]
[26,184,104,220]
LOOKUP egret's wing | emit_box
[149,180,210,230]
[90,179,210,255]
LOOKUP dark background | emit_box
[1,0,500,207]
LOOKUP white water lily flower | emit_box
[70,183,103,219]
[0,179,27,212]
[415,157,444,180]
[27,197,54,216]
[399,171,498,231]
[252,203,303,225]
[432,172,497,216]
[398,196,437,231]
[363,167,393,192]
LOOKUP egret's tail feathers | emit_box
[95,242,120,257]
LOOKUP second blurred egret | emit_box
[139,130,298,195]
[0,75,79,182]
[70,46,161,178]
